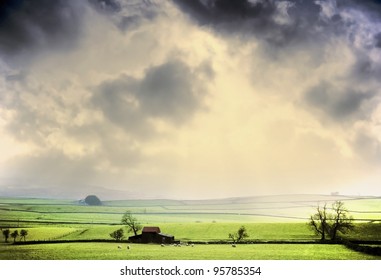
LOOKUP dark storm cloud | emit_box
[87,0,160,31]
[304,82,374,121]
[117,1,161,31]
[375,32,381,48]
[171,0,381,49]
[88,0,122,14]
[171,0,280,42]
[171,0,327,47]
[92,59,212,135]
[0,0,161,63]
[0,0,86,61]
[171,0,275,25]
[344,0,381,10]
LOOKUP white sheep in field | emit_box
[161,244,165,247]
[232,244,236,248]
[191,244,194,247]
[118,245,122,249]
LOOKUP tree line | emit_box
[2,229,28,243]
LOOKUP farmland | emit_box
[0,194,380,260]
[2,243,379,260]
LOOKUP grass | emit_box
[3,222,380,243]
[2,195,380,226]
[0,223,320,242]
[347,223,381,241]
[0,195,380,260]
[0,243,378,260]
[150,223,315,241]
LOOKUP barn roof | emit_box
[142,227,161,233]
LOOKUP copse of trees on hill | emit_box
[84,195,102,206]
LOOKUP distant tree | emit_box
[309,201,354,242]
[229,225,249,243]
[20,229,28,242]
[84,195,102,206]
[121,211,142,236]
[10,230,19,243]
[2,229,10,243]
[110,228,125,241]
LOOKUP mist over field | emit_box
[1,0,381,200]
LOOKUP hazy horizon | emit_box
[1,0,381,200]
[0,186,379,201]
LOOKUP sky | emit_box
[0,0,381,200]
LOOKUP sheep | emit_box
[127,245,130,250]
[232,244,236,248]
[161,244,165,247]
[118,245,122,249]
[191,244,194,247]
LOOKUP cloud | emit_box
[353,128,381,164]
[171,0,276,25]
[0,0,160,66]
[0,1,217,198]
[304,82,375,122]
[171,0,330,48]
[0,0,86,63]
[1,0,381,199]
[88,0,122,14]
[88,0,161,31]
[92,59,213,135]
[171,0,381,54]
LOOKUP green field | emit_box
[2,194,381,225]
[1,243,378,260]
[1,194,380,260]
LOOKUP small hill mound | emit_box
[84,195,102,206]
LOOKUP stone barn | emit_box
[128,227,174,244]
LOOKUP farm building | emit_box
[128,227,174,244]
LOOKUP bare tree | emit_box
[328,201,354,241]
[121,211,142,236]
[309,201,354,242]
[309,203,329,241]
